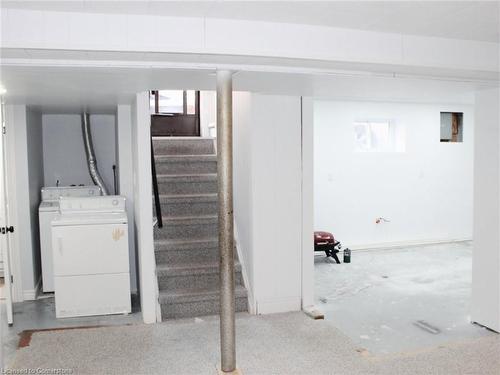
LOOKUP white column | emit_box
[132,93,158,324]
[472,87,500,332]
[116,105,137,293]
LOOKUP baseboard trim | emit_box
[234,222,256,314]
[23,276,42,301]
[347,238,472,252]
[154,269,162,323]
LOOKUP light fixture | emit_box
[0,85,6,95]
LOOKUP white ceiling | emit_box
[2,1,499,43]
[1,63,488,113]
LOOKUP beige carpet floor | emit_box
[8,312,500,375]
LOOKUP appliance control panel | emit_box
[41,186,101,201]
[59,196,126,213]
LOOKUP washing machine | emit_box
[51,195,131,318]
[39,186,101,292]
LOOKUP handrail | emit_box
[151,137,163,228]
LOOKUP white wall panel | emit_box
[234,93,304,314]
[26,107,44,298]
[4,105,44,301]
[402,35,499,72]
[116,104,137,293]
[314,100,474,248]
[131,92,157,324]
[233,92,255,311]
[472,87,500,332]
[205,18,403,64]
[42,11,71,48]
[2,9,497,74]
[42,114,116,191]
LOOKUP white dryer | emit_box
[39,186,101,292]
[51,196,131,318]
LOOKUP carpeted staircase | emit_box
[152,137,248,320]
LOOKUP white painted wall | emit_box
[200,91,216,138]
[301,97,315,309]
[4,105,44,301]
[26,107,44,298]
[233,92,254,311]
[116,105,137,293]
[131,92,158,324]
[472,87,500,332]
[42,114,116,191]
[234,93,304,314]
[314,100,474,248]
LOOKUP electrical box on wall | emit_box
[440,112,463,143]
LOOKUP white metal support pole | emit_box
[216,70,236,373]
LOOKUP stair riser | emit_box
[158,180,217,195]
[154,222,218,240]
[153,140,214,156]
[158,272,244,291]
[155,247,219,264]
[155,161,217,175]
[160,201,217,217]
[161,296,248,319]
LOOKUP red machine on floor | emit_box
[314,231,342,264]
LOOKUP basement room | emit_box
[312,77,497,354]
[1,1,499,374]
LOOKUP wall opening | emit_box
[440,112,463,143]
[312,100,478,355]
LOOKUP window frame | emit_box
[151,90,200,117]
[354,119,395,153]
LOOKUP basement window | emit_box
[440,112,463,143]
[354,120,404,152]
[149,90,198,115]
[149,90,201,137]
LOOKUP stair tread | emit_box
[157,261,241,274]
[155,237,218,246]
[159,193,217,203]
[161,214,217,222]
[154,237,219,251]
[155,155,216,161]
[157,173,217,180]
[152,136,215,140]
[154,238,218,254]
[160,193,217,199]
[159,285,247,302]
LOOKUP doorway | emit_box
[150,90,201,137]
[309,98,494,354]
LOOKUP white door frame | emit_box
[3,105,25,303]
[132,92,159,324]
[0,97,14,325]
[300,96,315,309]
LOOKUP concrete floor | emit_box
[1,292,142,367]
[2,241,499,373]
[315,241,496,354]
[6,311,500,374]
